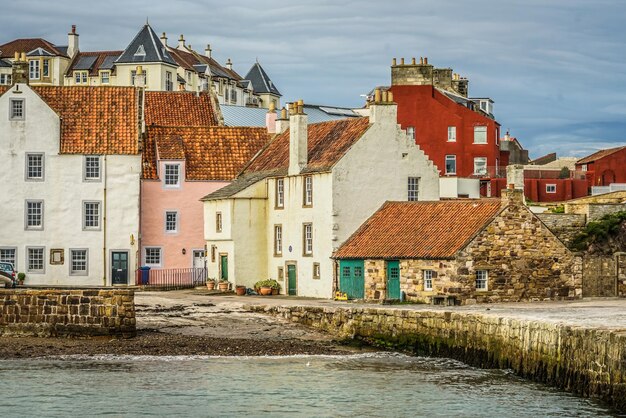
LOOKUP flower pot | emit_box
[206,281,216,290]
[218,281,230,292]
[259,286,273,296]
[235,285,246,296]
[272,288,278,295]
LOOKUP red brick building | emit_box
[575,146,626,188]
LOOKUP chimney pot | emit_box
[381,90,388,102]
[411,57,416,65]
[14,51,19,61]
[374,88,381,103]
[71,25,76,34]
[424,57,428,65]
[420,57,423,64]
[400,57,405,65]
[387,91,394,102]
[20,52,26,62]
[392,57,396,66]
[280,107,287,119]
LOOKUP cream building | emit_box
[202,96,440,298]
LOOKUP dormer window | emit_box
[164,163,181,188]
[74,71,88,84]
[10,99,24,120]
[100,71,110,84]
[134,45,146,57]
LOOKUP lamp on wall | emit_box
[182,248,186,255]
[130,234,135,245]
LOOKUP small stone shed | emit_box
[333,189,582,304]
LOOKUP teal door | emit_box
[287,265,297,296]
[111,251,128,285]
[339,260,365,299]
[220,255,228,280]
[386,260,401,300]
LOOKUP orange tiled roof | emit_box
[143,125,270,181]
[0,38,67,58]
[144,91,219,127]
[33,86,139,155]
[167,47,198,72]
[0,86,8,96]
[333,200,503,259]
[577,146,626,165]
[244,117,370,174]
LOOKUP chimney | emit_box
[506,164,524,190]
[369,88,397,125]
[67,25,79,59]
[288,100,308,175]
[501,183,526,208]
[160,32,168,46]
[205,44,212,58]
[265,102,277,134]
[178,34,185,49]
[504,130,511,141]
[134,66,146,88]
[11,52,29,85]
[226,58,233,70]
[275,107,289,134]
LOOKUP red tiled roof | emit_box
[0,38,66,58]
[144,91,219,127]
[66,51,122,76]
[167,47,198,72]
[244,117,371,174]
[577,146,626,165]
[143,125,270,180]
[333,200,503,259]
[33,86,139,154]
[0,86,8,96]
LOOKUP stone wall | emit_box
[618,253,626,298]
[537,213,586,245]
[249,304,626,412]
[587,204,626,222]
[0,289,136,338]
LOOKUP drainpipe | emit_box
[103,154,107,286]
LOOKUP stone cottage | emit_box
[333,188,582,304]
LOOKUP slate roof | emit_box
[67,51,123,76]
[116,24,177,66]
[0,58,10,68]
[220,104,360,127]
[577,146,626,165]
[144,91,219,127]
[32,86,139,155]
[244,62,280,96]
[0,38,68,58]
[244,117,371,174]
[333,200,503,260]
[26,47,55,57]
[143,125,270,181]
[201,171,273,200]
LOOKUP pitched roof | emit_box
[32,86,139,154]
[333,200,503,259]
[0,86,8,95]
[143,125,270,181]
[244,62,281,96]
[577,146,626,165]
[67,51,122,76]
[244,117,371,174]
[0,38,67,58]
[116,24,177,66]
[201,171,271,201]
[0,58,11,67]
[144,91,219,127]
[167,47,197,72]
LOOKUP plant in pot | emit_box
[235,285,247,296]
[17,272,25,286]
[218,279,230,292]
[254,279,280,296]
[206,277,217,290]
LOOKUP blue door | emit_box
[339,260,365,299]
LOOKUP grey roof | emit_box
[201,171,273,201]
[27,47,54,57]
[116,24,177,66]
[56,46,69,56]
[100,55,118,70]
[304,105,360,123]
[194,64,208,73]
[177,74,186,84]
[208,63,232,79]
[0,58,10,68]
[73,55,98,70]
[244,62,281,96]
[220,103,360,127]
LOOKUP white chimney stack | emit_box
[160,32,168,46]
[275,107,289,134]
[67,25,79,59]
[288,100,308,175]
[226,58,233,70]
[205,44,212,58]
[178,34,185,49]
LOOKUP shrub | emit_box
[570,211,626,251]
[254,279,281,290]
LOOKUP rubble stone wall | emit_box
[537,213,586,245]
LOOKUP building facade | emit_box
[576,146,626,190]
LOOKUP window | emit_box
[473,157,487,176]
[423,270,434,291]
[74,71,88,84]
[131,69,148,86]
[546,184,557,194]
[303,176,313,206]
[581,164,588,172]
[84,156,101,181]
[445,155,456,175]
[83,201,101,230]
[0,248,17,269]
[42,59,50,78]
[29,60,40,79]
[277,266,284,280]
[476,270,488,290]
[10,99,24,120]
[406,126,415,140]
[313,262,320,280]
[165,211,178,233]
[100,71,110,84]
[70,249,88,275]
[474,126,487,144]
[25,200,43,229]
[408,177,419,201]
[211,245,217,262]
[26,153,44,180]
[303,223,313,256]
[216,212,222,233]
[275,178,284,208]
[0,74,12,85]
[27,247,45,273]
[231,89,237,103]
[145,247,162,266]
[447,126,456,142]
[164,164,180,187]
[165,71,173,91]
[274,225,282,256]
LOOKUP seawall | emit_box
[0,289,136,338]
[249,304,626,412]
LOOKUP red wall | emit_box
[491,178,588,202]
[576,148,626,188]
[390,85,501,178]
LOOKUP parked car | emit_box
[0,262,16,288]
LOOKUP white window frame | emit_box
[423,270,433,291]
[215,212,222,233]
[9,98,24,120]
[473,157,487,176]
[26,153,44,181]
[408,177,419,201]
[69,249,89,276]
[27,246,45,274]
[29,60,40,80]
[163,163,181,188]
[303,176,313,206]
[165,211,178,233]
[406,126,415,140]
[275,178,284,208]
[84,155,101,181]
[42,59,50,78]
[100,71,110,84]
[473,126,487,144]
[303,223,313,256]
[83,201,102,230]
[546,184,557,194]
[274,224,282,256]
[0,74,12,85]
[131,69,148,86]
[581,164,588,172]
[476,270,488,291]
[165,71,173,91]
[0,247,17,270]
[144,247,162,267]
[25,200,44,230]
[447,126,456,142]
[445,155,456,175]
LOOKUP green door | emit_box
[287,264,297,296]
[111,251,128,285]
[386,260,401,300]
[339,260,365,299]
[220,255,228,281]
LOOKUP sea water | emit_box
[0,353,616,417]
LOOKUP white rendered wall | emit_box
[440,177,480,198]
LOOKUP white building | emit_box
[0,81,141,286]
[202,97,440,298]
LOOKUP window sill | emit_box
[472,142,488,145]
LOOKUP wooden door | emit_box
[287,264,297,296]
[386,260,401,300]
[339,260,365,299]
[111,251,129,285]
[220,255,228,281]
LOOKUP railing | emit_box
[135,267,207,291]
[592,184,626,196]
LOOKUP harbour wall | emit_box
[0,289,136,338]
[249,304,626,412]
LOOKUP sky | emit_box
[2,0,625,159]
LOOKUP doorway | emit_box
[111,251,129,285]
[287,264,297,296]
[386,260,401,300]
[219,254,228,281]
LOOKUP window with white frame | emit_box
[445,155,456,175]
[423,270,434,291]
[303,223,313,256]
[0,248,16,269]
[70,249,88,275]
[26,153,44,180]
[408,177,419,201]
[27,247,44,273]
[10,99,24,120]
[165,71,173,91]
[0,74,12,85]
[475,270,488,290]
[581,164,588,172]
[275,178,284,208]
[42,59,50,78]
[274,225,282,256]
[83,201,101,230]
[215,212,222,233]
[406,126,415,140]
[29,60,40,79]
[546,184,557,194]
[25,200,43,229]
[74,71,88,84]
[84,156,101,181]
[303,176,313,206]
[164,164,180,187]
[231,89,237,103]
[474,126,487,144]
[144,247,162,266]
[313,262,320,280]
[447,126,456,142]
[473,157,487,175]
[165,211,178,233]
[131,69,148,86]
[100,71,110,84]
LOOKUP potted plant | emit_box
[235,285,247,296]
[206,277,217,290]
[254,279,280,296]
[17,272,25,286]
[218,279,230,292]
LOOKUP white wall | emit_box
[440,177,480,198]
